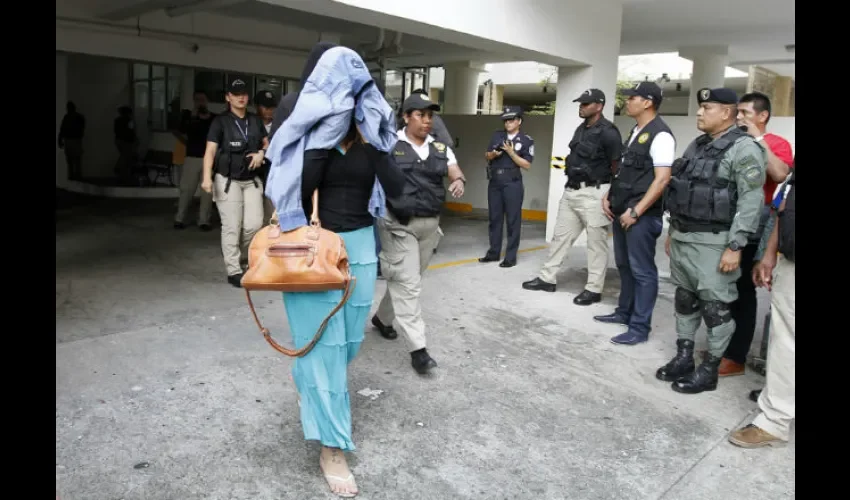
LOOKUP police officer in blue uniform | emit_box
[479,105,534,267]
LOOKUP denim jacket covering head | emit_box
[265,46,398,231]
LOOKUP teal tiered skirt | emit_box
[282,225,377,451]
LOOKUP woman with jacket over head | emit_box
[284,117,405,498]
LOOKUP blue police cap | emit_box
[500,105,523,120]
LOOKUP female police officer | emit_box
[201,75,269,287]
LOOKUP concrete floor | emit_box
[56,197,794,500]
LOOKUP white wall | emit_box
[56,53,68,187]
[64,53,132,179]
[440,115,555,212]
[439,114,796,215]
[281,0,623,67]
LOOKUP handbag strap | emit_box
[269,189,322,228]
[244,278,355,357]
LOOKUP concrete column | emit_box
[680,45,729,115]
[546,64,618,241]
[443,62,484,114]
[56,52,69,187]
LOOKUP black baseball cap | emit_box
[620,82,663,104]
[254,89,277,108]
[500,105,523,120]
[573,88,606,104]
[697,87,738,105]
[402,93,440,113]
[227,75,250,95]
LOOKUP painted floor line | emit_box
[426,245,549,270]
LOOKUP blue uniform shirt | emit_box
[487,130,535,171]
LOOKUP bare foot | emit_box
[319,447,358,497]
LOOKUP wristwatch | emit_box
[728,241,741,251]
[629,208,639,219]
[754,135,764,144]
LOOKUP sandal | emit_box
[321,472,358,498]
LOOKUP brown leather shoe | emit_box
[718,357,745,377]
[728,424,786,448]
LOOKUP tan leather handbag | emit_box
[241,190,355,357]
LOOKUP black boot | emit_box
[655,339,695,382]
[672,354,721,394]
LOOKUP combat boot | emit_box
[655,339,695,382]
[672,354,721,394]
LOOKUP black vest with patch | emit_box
[609,116,673,216]
[386,140,449,222]
[666,127,748,232]
[778,170,795,262]
[566,117,619,185]
[215,112,263,181]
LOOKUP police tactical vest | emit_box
[778,170,795,262]
[666,127,748,232]
[215,112,262,181]
[386,140,450,221]
[566,118,619,184]
[609,116,673,215]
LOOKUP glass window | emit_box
[256,75,284,101]
[133,63,149,80]
[195,70,226,103]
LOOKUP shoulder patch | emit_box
[742,164,764,188]
[432,141,446,153]
[637,132,650,144]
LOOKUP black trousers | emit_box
[724,243,759,363]
[486,178,524,263]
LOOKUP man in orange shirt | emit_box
[718,92,793,376]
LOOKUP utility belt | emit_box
[670,218,730,235]
[216,153,260,194]
[488,166,522,181]
[566,177,611,190]
[389,208,439,226]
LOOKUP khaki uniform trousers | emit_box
[175,157,213,226]
[753,255,795,440]
[213,173,264,276]
[375,212,442,352]
[538,183,612,293]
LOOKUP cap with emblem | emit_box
[697,87,738,105]
[500,105,523,120]
[227,75,250,95]
[402,92,440,113]
[573,88,606,104]
[620,81,663,104]
[254,90,277,108]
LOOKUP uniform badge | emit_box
[515,142,522,151]
[433,141,446,153]
[265,91,273,99]
[420,94,430,100]
[637,132,650,144]
[393,150,405,156]
[700,88,710,101]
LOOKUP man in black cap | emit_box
[254,89,278,224]
[201,75,269,287]
[655,87,766,395]
[522,89,621,304]
[372,92,467,374]
[478,105,534,267]
[596,81,675,345]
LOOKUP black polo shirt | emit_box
[181,113,216,158]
